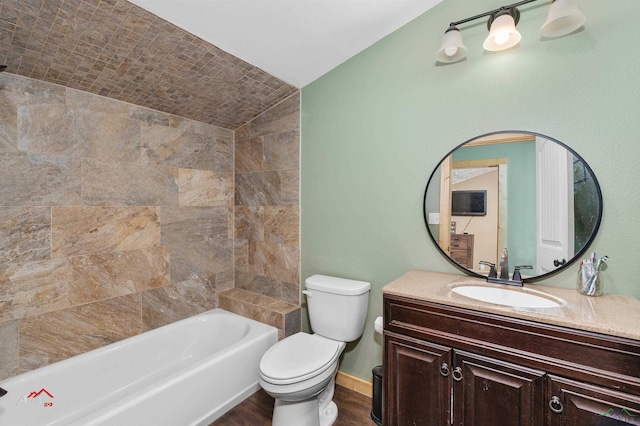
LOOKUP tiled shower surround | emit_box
[0,73,300,380]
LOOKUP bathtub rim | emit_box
[0,308,279,426]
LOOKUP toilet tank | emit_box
[304,275,370,342]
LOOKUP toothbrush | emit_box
[596,255,608,271]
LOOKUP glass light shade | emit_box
[483,14,522,52]
[541,0,586,38]
[436,28,467,63]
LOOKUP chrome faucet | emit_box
[482,248,533,287]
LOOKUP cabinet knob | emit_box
[440,362,450,377]
[549,396,564,414]
[452,366,464,382]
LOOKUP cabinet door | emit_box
[452,350,545,426]
[547,375,640,426]
[384,333,452,426]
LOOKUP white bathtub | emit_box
[0,308,278,426]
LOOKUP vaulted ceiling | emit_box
[0,0,440,129]
[0,0,297,129]
[128,0,442,89]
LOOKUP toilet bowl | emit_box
[259,333,345,400]
[259,333,346,426]
[258,275,370,426]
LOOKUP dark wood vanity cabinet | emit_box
[385,334,451,425]
[546,376,640,426]
[383,294,640,426]
[452,350,546,426]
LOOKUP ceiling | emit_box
[0,0,441,129]
[128,0,443,89]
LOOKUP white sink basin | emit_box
[451,285,566,309]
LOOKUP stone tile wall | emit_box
[0,73,235,380]
[234,93,301,307]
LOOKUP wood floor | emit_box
[211,385,379,426]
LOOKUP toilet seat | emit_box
[260,333,343,386]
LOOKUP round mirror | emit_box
[423,131,603,282]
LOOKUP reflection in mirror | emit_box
[423,131,602,282]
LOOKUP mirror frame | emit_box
[422,130,603,282]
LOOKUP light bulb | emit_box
[444,46,457,57]
[494,31,509,45]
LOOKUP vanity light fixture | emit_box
[436,0,586,64]
[483,7,521,52]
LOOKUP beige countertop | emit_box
[383,270,640,341]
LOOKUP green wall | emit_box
[301,0,640,381]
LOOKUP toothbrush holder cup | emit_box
[578,267,603,297]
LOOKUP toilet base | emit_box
[273,397,319,426]
[272,399,338,426]
[320,401,338,426]
[271,378,339,426]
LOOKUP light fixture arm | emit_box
[447,0,539,28]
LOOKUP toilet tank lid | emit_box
[305,274,371,295]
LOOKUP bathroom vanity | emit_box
[383,270,640,426]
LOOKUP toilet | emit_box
[259,274,371,426]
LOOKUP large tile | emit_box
[248,241,300,287]
[0,73,66,152]
[234,271,281,300]
[19,293,142,372]
[169,237,233,285]
[66,88,130,116]
[235,137,264,173]
[161,206,230,244]
[81,159,179,206]
[178,169,233,207]
[263,206,299,244]
[161,206,233,284]
[234,238,249,272]
[0,207,51,266]
[247,93,300,138]
[0,152,81,206]
[209,129,234,174]
[0,91,19,152]
[234,122,250,142]
[278,169,300,205]
[235,171,298,207]
[129,106,171,126]
[141,279,218,331]
[234,206,264,241]
[51,206,161,257]
[0,320,19,380]
[18,105,140,162]
[68,246,170,305]
[234,272,300,307]
[281,280,301,306]
[0,258,71,322]
[0,74,66,108]
[263,130,299,171]
[141,120,233,172]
